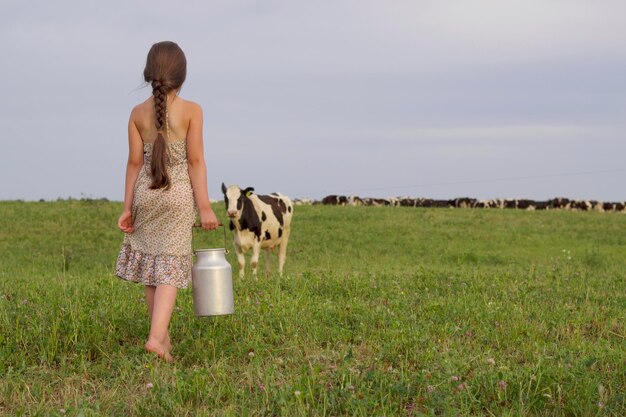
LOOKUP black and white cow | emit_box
[221,183,293,278]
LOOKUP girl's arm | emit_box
[118,109,144,233]
[186,102,219,230]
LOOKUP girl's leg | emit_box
[144,285,171,352]
[144,285,156,317]
[145,284,178,362]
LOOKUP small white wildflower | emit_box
[294,390,301,397]
[146,382,154,389]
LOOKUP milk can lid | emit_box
[195,248,226,253]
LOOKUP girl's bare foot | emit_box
[164,333,172,353]
[145,339,174,363]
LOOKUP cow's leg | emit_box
[251,243,261,278]
[235,244,246,278]
[278,228,290,277]
[264,248,272,275]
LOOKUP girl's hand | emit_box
[199,207,220,230]
[118,210,135,233]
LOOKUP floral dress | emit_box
[115,140,196,289]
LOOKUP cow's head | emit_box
[222,183,254,219]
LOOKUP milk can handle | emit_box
[193,222,230,255]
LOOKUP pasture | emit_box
[0,200,625,416]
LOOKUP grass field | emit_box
[0,199,625,416]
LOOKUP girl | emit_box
[115,41,219,362]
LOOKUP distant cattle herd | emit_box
[292,196,626,212]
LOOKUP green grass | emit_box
[0,200,625,416]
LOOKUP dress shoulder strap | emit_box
[165,108,176,142]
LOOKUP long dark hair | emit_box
[143,41,187,189]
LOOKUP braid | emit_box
[152,80,169,131]
[142,41,187,190]
[149,80,171,190]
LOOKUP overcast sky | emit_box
[1,0,625,201]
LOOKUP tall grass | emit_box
[0,200,624,416]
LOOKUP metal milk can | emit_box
[192,225,234,317]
